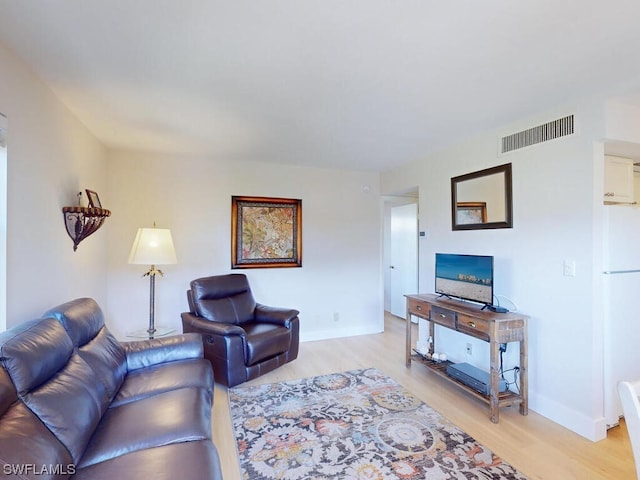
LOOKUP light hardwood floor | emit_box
[212,312,636,479]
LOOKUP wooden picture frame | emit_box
[85,189,102,208]
[456,202,487,225]
[231,196,302,268]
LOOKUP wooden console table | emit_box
[405,293,528,423]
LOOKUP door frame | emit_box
[382,188,419,316]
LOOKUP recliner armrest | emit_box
[181,312,246,337]
[123,332,204,371]
[255,304,300,327]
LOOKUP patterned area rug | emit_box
[229,368,527,479]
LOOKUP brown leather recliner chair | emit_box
[181,274,300,387]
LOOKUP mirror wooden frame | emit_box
[451,163,513,230]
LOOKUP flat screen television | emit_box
[435,253,494,305]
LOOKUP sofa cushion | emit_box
[79,387,212,468]
[43,298,128,404]
[79,327,127,403]
[42,297,105,347]
[0,319,72,396]
[123,333,204,371]
[0,318,108,464]
[0,364,16,416]
[111,358,213,407]
[0,367,75,479]
[72,440,222,480]
[26,353,108,464]
[243,322,291,366]
[0,401,75,479]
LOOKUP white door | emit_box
[389,203,418,317]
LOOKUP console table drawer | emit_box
[457,314,489,340]
[407,298,430,317]
[430,306,457,329]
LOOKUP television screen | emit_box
[435,253,493,305]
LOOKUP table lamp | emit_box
[128,226,177,338]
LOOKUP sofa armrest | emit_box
[123,332,204,371]
[181,312,246,337]
[255,304,299,327]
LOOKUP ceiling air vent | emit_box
[501,114,575,154]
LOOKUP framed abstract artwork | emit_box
[231,196,302,268]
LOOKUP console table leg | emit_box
[519,336,529,416]
[490,341,500,423]
[405,307,412,366]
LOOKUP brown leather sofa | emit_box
[181,274,300,387]
[0,298,222,480]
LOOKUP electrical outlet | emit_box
[466,343,472,355]
[499,343,507,353]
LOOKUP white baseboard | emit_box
[530,392,607,442]
[300,325,383,343]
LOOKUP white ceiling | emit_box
[1,0,640,172]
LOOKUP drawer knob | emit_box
[467,321,476,328]
[416,305,422,311]
[440,313,447,318]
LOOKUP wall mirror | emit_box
[451,163,513,230]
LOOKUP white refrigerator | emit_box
[603,205,640,427]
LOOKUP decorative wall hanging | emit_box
[231,196,302,268]
[62,191,110,251]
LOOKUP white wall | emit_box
[0,43,109,328]
[105,150,383,342]
[382,102,608,440]
[605,100,640,144]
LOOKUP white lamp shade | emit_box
[128,228,177,265]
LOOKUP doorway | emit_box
[383,191,419,318]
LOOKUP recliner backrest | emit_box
[43,298,127,403]
[43,297,105,347]
[0,318,108,464]
[0,366,74,476]
[0,366,16,416]
[190,274,257,325]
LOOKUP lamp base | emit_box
[126,326,175,339]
